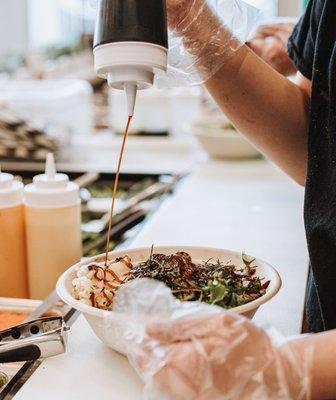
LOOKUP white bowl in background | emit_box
[193,122,260,160]
[56,246,281,353]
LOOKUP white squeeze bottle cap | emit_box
[24,153,79,208]
[0,165,24,208]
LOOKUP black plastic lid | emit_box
[94,0,168,49]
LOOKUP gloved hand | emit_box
[160,0,260,86]
[166,0,211,34]
[135,313,312,400]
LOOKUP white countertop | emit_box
[14,159,309,399]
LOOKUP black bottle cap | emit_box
[94,0,168,49]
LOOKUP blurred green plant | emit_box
[0,53,24,75]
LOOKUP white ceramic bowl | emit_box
[194,127,260,160]
[56,246,281,352]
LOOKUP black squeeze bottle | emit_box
[93,0,168,116]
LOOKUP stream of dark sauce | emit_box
[104,115,132,266]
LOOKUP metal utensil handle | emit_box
[121,181,171,213]
[93,182,173,231]
[74,172,100,188]
[0,345,41,363]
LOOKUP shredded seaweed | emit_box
[124,252,269,309]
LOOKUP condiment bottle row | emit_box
[0,154,82,300]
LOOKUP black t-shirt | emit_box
[288,0,336,331]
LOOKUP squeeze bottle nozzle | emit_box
[46,152,56,180]
[125,84,137,117]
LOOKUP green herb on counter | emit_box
[88,186,125,199]
[0,372,8,389]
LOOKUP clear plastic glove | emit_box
[105,279,313,400]
[136,314,312,400]
[159,0,261,86]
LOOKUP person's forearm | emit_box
[173,2,310,185]
[205,46,310,185]
[285,331,336,399]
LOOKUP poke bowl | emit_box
[56,246,281,353]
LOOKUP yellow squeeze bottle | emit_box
[24,154,82,299]
[0,167,28,298]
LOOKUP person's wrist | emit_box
[171,2,237,63]
[277,341,312,400]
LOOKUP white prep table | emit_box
[14,159,309,400]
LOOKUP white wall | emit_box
[278,0,302,16]
[28,0,94,50]
[0,0,303,58]
[0,0,28,56]
[28,0,63,49]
